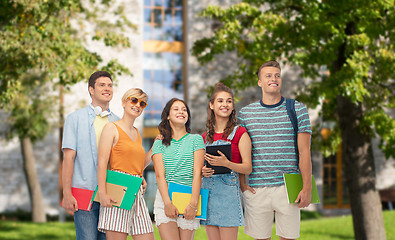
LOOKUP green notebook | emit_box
[283,173,320,204]
[92,170,143,210]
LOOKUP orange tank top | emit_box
[109,123,145,176]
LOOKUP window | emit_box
[321,99,350,208]
[322,146,350,208]
[143,0,184,129]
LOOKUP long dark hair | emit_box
[205,82,237,143]
[158,98,191,146]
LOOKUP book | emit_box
[205,144,232,174]
[92,170,143,210]
[283,173,320,204]
[168,182,209,220]
[92,182,127,207]
[61,187,94,211]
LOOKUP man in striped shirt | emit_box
[239,61,312,240]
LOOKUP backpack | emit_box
[285,98,299,163]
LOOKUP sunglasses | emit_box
[127,97,147,109]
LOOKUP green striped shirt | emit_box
[238,97,312,187]
[152,133,205,186]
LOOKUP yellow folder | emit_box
[172,192,202,216]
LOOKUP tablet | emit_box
[205,144,232,174]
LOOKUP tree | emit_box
[192,1,395,239]
[0,0,133,222]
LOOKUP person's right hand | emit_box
[240,184,256,194]
[99,193,117,208]
[164,202,179,219]
[202,165,214,177]
[62,194,78,212]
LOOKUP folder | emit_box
[205,144,232,174]
[92,170,143,210]
[92,182,127,207]
[172,192,202,216]
[168,182,209,220]
[283,173,320,204]
[61,187,94,211]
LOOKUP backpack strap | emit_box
[286,98,299,163]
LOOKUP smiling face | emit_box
[122,96,145,118]
[89,76,113,105]
[168,100,189,126]
[258,66,282,96]
[209,91,234,119]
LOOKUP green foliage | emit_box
[4,73,55,142]
[0,0,132,103]
[192,0,395,158]
[0,0,133,141]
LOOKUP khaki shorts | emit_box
[242,185,300,239]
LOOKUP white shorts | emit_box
[98,185,153,235]
[243,185,300,239]
[154,190,200,231]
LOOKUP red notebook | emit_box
[61,187,95,211]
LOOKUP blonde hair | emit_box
[121,88,148,102]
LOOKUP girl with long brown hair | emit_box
[201,82,252,240]
[152,98,205,240]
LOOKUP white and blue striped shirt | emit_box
[238,97,312,187]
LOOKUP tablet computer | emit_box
[205,144,232,174]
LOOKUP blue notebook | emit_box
[168,182,209,220]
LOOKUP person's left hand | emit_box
[183,204,197,220]
[205,151,230,167]
[142,177,147,195]
[295,188,312,208]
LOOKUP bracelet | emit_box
[188,204,198,212]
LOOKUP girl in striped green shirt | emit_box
[152,98,205,240]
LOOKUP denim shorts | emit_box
[200,172,244,227]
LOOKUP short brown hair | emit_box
[256,61,281,77]
[88,71,112,89]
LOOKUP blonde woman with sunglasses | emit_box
[97,88,154,240]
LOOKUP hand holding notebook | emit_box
[93,182,127,207]
[283,174,320,204]
[205,144,232,174]
[92,170,143,210]
[168,182,209,220]
[172,192,202,216]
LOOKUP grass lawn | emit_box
[1,210,394,239]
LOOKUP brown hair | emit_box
[256,60,281,79]
[88,71,112,89]
[205,82,237,143]
[158,98,191,146]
